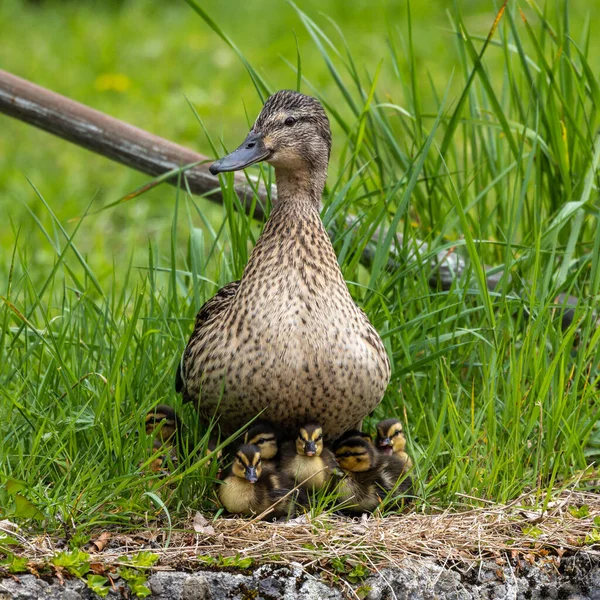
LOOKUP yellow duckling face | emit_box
[209,90,331,175]
[295,424,324,457]
[232,444,262,483]
[244,421,278,461]
[335,438,376,473]
[376,419,407,456]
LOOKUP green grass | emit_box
[1,0,600,536]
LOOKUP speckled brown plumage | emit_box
[177,90,390,440]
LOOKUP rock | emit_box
[2,552,600,599]
[182,575,212,600]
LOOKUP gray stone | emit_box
[2,552,600,599]
[182,575,211,600]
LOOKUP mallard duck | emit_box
[145,404,181,473]
[243,420,280,470]
[176,90,390,440]
[375,418,413,470]
[218,443,294,519]
[280,423,337,492]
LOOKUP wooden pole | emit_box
[0,69,267,219]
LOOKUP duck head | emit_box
[210,90,332,200]
[244,420,278,461]
[145,404,180,442]
[295,423,324,457]
[376,418,407,456]
[232,443,262,483]
[334,436,377,473]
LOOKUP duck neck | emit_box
[273,165,326,210]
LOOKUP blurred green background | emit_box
[1,0,596,272]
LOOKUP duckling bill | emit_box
[177,90,391,441]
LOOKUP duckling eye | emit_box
[316,434,322,441]
[257,438,266,445]
[284,116,296,126]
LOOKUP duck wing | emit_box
[175,280,241,396]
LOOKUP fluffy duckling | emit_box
[334,436,411,513]
[280,424,337,492]
[145,405,181,473]
[218,444,294,519]
[376,418,413,470]
[244,420,279,470]
[333,436,382,513]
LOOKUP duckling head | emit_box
[334,437,377,473]
[145,404,180,442]
[244,420,278,461]
[295,424,324,457]
[335,429,373,446]
[210,90,331,199]
[232,444,263,483]
[376,418,406,456]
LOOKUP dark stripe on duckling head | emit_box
[335,429,373,446]
[376,418,403,439]
[334,436,376,472]
[298,424,323,442]
[297,423,323,456]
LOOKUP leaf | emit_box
[568,505,590,518]
[86,574,109,598]
[193,512,215,536]
[0,553,28,574]
[51,551,91,578]
[129,551,159,568]
[91,532,111,553]
[5,480,26,495]
[14,495,44,522]
[130,582,152,598]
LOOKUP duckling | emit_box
[334,436,411,513]
[177,90,390,441]
[333,436,382,513]
[145,405,181,473]
[218,444,294,519]
[280,424,337,492]
[244,420,280,470]
[375,418,413,470]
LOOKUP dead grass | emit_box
[3,489,600,573]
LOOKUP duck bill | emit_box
[245,466,258,483]
[378,439,393,456]
[304,442,317,456]
[209,132,269,174]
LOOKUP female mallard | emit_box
[176,90,390,440]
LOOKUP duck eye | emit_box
[284,116,296,126]
[316,435,322,441]
[258,438,266,445]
